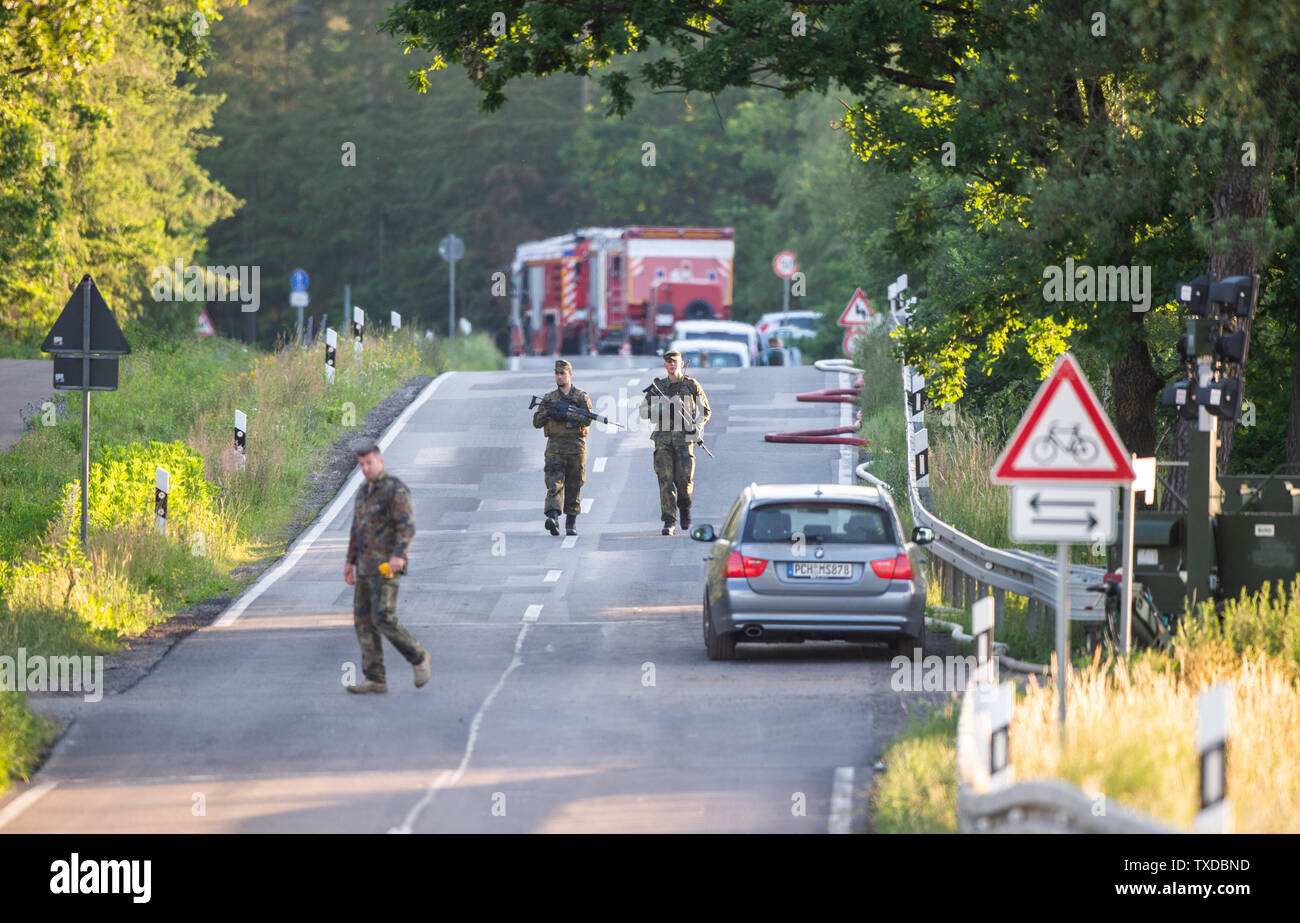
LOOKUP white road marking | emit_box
[215,373,458,628]
[0,780,58,831]
[544,570,561,583]
[626,377,640,387]
[523,604,543,622]
[561,535,578,549]
[828,766,854,834]
[389,621,532,833]
[593,457,607,473]
[582,497,593,513]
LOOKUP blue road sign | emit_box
[290,269,309,292]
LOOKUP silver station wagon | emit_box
[690,484,934,660]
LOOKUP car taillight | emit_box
[726,552,768,578]
[870,554,912,580]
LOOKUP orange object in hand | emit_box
[379,562,391,577]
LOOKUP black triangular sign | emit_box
[41,274,131,355]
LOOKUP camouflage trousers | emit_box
[353,572,425,684]
[653,442,695,522]
[544,449,585,516]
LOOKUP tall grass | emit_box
[870,700,960,834]
[1014,647,1300,832]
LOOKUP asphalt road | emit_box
[0,359,57,454]
[4,357,943,833]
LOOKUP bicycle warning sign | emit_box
[991,353,1135,483]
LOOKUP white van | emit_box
[672,319,759,364]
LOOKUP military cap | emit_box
[554,359,573,373]
[661,350,682,362]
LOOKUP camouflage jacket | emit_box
[640,376,711,446]
[532,386,593,451]
[346,471,415,576]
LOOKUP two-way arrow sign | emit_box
[1010,486,1116,543]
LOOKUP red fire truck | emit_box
[509,226,735,355]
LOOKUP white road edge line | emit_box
[0,780,58,831]
[214,372,458,627]
[389,619,533,833]
[828,765,854,834]
[593,456,607,473]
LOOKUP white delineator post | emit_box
[234,409,247,471]
[1195,682,1232,833]
[325,328,337,384]
[155,467,170,537]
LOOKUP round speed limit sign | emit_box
[772,251,798,278]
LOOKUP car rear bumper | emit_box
[714,583,925,640]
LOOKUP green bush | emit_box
[60,440,217,534]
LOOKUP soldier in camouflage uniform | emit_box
[343,440,431,694]
[532,359,593,536]
[640,350,712,535]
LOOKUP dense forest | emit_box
[2,0,1296,475]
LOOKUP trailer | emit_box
[509,226,734,355]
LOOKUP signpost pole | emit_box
[449,256,456,342]
[80,279,90,545]
[782,275,790,313]
[1056,541,1069,741]
[1120,477,1136,652]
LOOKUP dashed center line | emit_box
[561,536,578,549]
[626,377,640,387]
[523,604,543,622]
[593,457,607,473]
[581,497,593,513]
[544,570,561,583]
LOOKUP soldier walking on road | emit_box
[533,359,593,536]
[343,440,431,694]
[640,350,711,535]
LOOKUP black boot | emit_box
[545,510,560,536]
[662,521,675,536]
[678,506,691,531]
[565,514,578,536]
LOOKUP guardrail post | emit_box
[993,587,1005,633]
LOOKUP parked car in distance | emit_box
[673,319,760,364]
[690,483,935,660]
[665,337,751,368]
[756,310,822,341]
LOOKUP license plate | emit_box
[788,562,852,579]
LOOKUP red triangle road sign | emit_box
[196,307,215,337]
[991,353,1135,483]
[838,288,874,327]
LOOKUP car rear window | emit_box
[742,503,894,545]
[681,350,743,367]
[680,330,750,347]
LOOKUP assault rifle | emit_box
[645,380,714,459]
[529,394,624,428]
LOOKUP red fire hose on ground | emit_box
[764,369,867,446]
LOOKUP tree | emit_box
[0,1,243,343]
[380,0,1300,473]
